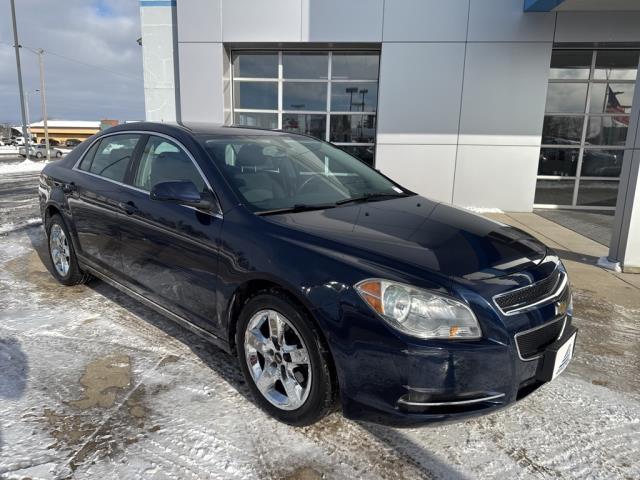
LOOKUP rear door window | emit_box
[80,134,141,183]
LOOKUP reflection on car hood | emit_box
[265,196,546,280]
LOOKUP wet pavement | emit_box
[1,174,639,479]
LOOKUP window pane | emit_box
[534,180,575,205]
[549,50,592,80]
[88,134,140,182]
[282,114,326,139]
[234,112,278,129]
[233,53,278,78]
[594,51,639,81]
[330,115,377,143]
[585,116,628,146]
[545,83,588,113]
[282,82,327,111]
[134,136,205,192]
[581,149,625,177]
[338,145,375,167]
[589,83,635,114]
[283,53,328,79]
[331,82,378,112]
[542,116,584,144]
[538,148,579,176]
[233,81,278,110]
[577,180,619,207]
[78,140,101,171]
[332,53,379,80]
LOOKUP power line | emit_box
[0,41,143,82]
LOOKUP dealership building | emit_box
[139,0,640,272]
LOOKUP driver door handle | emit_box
[118,201,139,215]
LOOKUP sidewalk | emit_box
[487,212,640,397]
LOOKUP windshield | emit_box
[198,133,411,213]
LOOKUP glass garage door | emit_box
[231,50,379,166]
[535,50,640,209]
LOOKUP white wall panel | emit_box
[453,145,540,211]
[303,0,383,42]
[376,144,457,203]
[177,0,222,43]
[221,0,301,42]
[555,11,640,43]
[468,0,555,42]
[377,43,466,145]
[178,43,225,123]
[382,0,469,42]
[459,42,552,146]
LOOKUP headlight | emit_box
[355,279,481,340]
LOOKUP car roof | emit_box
[102,121,290,138]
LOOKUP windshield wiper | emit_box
[335,192,412,206]
[255,203,337,216]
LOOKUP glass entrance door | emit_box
[535,50,640,210]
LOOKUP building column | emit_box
[139,0,179,122]
[606,65,640,273]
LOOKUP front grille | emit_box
[515,316,566,360]
[494,268,562,314]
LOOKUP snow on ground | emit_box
[463,206,505,214]
[0,174,639,479]
[0,159,46,174]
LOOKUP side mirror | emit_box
[150,181,217,212]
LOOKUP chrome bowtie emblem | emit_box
[555,298,569,316]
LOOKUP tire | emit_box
[46,214,90,286]
[236,291,336,426]
[35,152,43,159]
[56,151,62,158]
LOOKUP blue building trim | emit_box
[524,0,565,12]
[140,0,176,7]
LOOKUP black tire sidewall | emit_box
[46,214,83,285]
[236,292,333,426]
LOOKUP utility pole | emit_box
[37,49,51,162]
[9,0,30,156]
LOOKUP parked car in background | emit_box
[65,138,82,148]
[39,122,577,426]
[19,143,65,159]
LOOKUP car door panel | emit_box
[117,135,223,335]
[67,134,142,276]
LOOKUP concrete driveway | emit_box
[1,170,639,479]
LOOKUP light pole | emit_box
[9,0,30,156]
[36,49,51,162]
[346,87,358,112]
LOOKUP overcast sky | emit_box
[0,0,144,125]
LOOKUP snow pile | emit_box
[463,206,505,214]
[0,160,45,174]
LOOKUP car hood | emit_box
[265,196,546,280]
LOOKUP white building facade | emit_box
[139,0,640,271]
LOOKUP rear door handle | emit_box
[118,201,139,215]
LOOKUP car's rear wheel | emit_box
[56,151,62,158]
[35,151,43,159]
[236,291,335,426]
[46,214,90,286]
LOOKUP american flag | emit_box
[605,85,629,126]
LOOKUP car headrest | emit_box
[236,144,269,170]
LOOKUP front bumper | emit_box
[316,296,576,427]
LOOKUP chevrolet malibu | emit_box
[39,122,577,426]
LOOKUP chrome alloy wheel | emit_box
[49,224,70,277]
[244,309,312,411]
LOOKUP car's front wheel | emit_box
[46,214,90,286]
[236,291,336,425]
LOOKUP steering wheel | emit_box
[295,174,326,195]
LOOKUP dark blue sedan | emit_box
[38,122,577,426]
